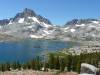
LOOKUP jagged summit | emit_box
[23,8,36,17]
[13,8,36,19]
[0,8,52,25]
[12,8,52,24]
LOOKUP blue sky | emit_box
[0,0,100,25]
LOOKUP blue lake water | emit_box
[0,39,75,63]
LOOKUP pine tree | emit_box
[54,56,60,70]
[16,61,21,70]
[67,55,73,71]
[5,62,10,71]
[60,57,65,72]
[48,53,54,69]
[22,63,27,70]
[34,56,41,70]
[1,64,5,72]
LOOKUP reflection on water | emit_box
[0,39,75,63]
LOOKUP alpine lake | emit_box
[0,39,77,63]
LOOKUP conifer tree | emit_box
[60,58,65,72]
[54,56,60,70]
[48,53,54,69]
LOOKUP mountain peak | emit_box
[9,8,51,24]
[13,8,36,21]
[0,8,52,25]
[23,8,36,17]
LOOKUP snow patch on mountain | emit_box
[8,21,13,25]
[30,35,43,39]
[43,30,51,34]
[28,17,39,23]
[92,21,99,24]
[70,29,76,32]
[65,27,69,30]
[27,26,33,29]
[89,25,96,28]
[18,18,24,23]
[41,22,52,28]
[76,24,85,27]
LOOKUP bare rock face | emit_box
[80,63,97,75]
[0,19,10,25]
[36,15,52,25]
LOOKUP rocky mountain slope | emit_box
[63,19,100,41]
[0,8,100,41]
[0,8,59,39]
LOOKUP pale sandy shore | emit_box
[0,70,78,75]
[0,70,56,75]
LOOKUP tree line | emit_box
[0,52,100,72]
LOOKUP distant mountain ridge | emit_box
[63,19,100,41]
[65,18,98,26]
[0,8,100,41]
[0,19,10,25]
